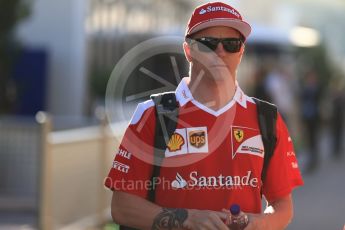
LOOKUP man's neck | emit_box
[187,71,237,111]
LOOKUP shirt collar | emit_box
[175,77,193,106]
[175,77,248,108]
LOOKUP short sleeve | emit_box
[104,100,156,199]
[262,114,304,202]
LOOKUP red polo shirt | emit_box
[105,78,303,213]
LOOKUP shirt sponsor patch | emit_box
[234,128,244,142]
[171,171,259,189]
[287,151,295,157]
[165,127,208,157]
[231,126,264,159]
[112,161,130,173]
[187,127,209,153]
[189,130,206,148]
[167,133,185,152]
[165,128,188,157]
[291,162,299,169]
[171,173,187,189]
[117,149,132,160]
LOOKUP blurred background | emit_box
[0,0,344,229]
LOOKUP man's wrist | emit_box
[261,214,271,230]
[261,212,282,230]
[151,208,188,230]
[183,209,196,228]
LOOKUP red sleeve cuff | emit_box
[264,179,303,202]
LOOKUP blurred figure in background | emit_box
[299,69,322,173]
[330,76,345,159]
[253,65,272,102]
[265,64,295,125]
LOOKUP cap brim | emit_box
[187,19,252,39]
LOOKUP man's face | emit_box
[185,26,244,82]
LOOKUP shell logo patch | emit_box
[167,133,185,152]
[234,128,244,142]
[189,130,206,148]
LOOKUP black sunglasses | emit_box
[187,37,243,53]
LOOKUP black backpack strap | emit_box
[253,98,278,183]
[149,92,179,201]
[119,92,179,230]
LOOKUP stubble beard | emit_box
[191,62,235,84]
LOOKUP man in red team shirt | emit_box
[105,2,303,229]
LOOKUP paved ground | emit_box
[287,128,345,230]
[0,211,36,230]
[288,154,345,230]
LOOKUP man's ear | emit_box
[235,44,245,66]
[237,44,245,60]
[183,42,192,63]
[239,44,245,56]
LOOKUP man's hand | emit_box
[182,209,229,230]
[221,209,268,230]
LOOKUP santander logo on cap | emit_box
[186,2,251,39]
[198,5,240,18]
[199,9,207,15]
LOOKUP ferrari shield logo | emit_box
[234,129,244,142]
